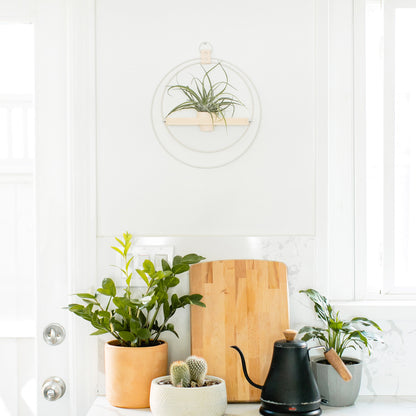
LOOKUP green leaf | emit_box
[112,296,127,308]
[130,317,142,335]
[75,293,96,299]
[136,328,151,340]
[300,289,333,322]
[67,303,84,312]
[172,263,190,274]
[98,278,117,297]
[155,271,166,281]
[300,333,315,342]
[136,269,149,286]
[171,294,179,308]
[138,310,147,326]
[166,323,179,338]
[188,294,205,307]
[97,310,110,319]
[156,291,168,304]
[115,237,124,246]
[90,329,108,336]
[298,325,315,334]
[119,331,135,342]
[329,319,343,331]
[143,260,155,275]
[126,256,134,270]
[173,255,183,266]
[161,259,171,271]
[111,246,124,257]
[166,276,180,288]
[163,301,170,320]
[110,319,124,332]
[181,254,205,264]
[83,303,94,316]
[103,278,116,296]
[351,317,382,331]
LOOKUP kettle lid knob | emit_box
[283,329,297,342]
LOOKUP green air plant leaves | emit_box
[299,288,383,358]
[66,231,206,347]
[166,62,244,126]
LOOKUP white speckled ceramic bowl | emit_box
[149,375,227,416]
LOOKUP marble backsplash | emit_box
[95,235,414,396]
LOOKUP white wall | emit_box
[94,0,414,397]
[96,0,315,236]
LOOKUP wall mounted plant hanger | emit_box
[164,50,250,132]
[151,42,261,168]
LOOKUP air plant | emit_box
[166,62,243,125]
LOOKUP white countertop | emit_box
[87,396,416,416]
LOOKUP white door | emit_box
[1,0,97,415]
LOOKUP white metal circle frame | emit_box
[151,58,261,168]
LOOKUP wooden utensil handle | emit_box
[324,348,352,382]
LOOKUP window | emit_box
[356,0,416,297]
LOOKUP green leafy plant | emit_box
[166,62,243,124]
[299,289,382,358]
[66,232,206,347]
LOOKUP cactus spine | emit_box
[170,361,191,387]
[186,355,208,387]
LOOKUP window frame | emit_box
[354,0,416,299]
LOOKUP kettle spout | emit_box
[230,346,263,390]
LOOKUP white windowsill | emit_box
[87,396,416,416]
[332,300,416,320]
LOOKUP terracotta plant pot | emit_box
[150,375,227,416]
[311,357,362,407]
[105,340,168,408]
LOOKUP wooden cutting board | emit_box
[190,259,289,402]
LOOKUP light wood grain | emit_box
[190,260,289,402]
[165,117,250,126]
[324,348,353,382]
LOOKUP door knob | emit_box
[42,377,66,401]
[43,323,65,345]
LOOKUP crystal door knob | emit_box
[43,323,65,345]
[42,377,66,401]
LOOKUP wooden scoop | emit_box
[324,348,353,382]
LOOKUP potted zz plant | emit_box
[66,232,206,409]
[166,62,243,132]
[299,289,383,407]
[150,355,227,416]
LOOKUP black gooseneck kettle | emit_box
[231,329,351,416]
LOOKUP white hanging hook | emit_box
[199,42,213,64]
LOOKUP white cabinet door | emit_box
[0,0,97,415]
[35,0,97,415]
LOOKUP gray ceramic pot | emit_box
[311,358,362,407]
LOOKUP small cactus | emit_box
[170,361,191,387]
[186,355,208,387]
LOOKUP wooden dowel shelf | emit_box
[164,117,250,126]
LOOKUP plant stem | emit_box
[148,304,162,341]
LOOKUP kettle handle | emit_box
[230,346,263,390]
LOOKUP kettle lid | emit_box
[274,329,307,348]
